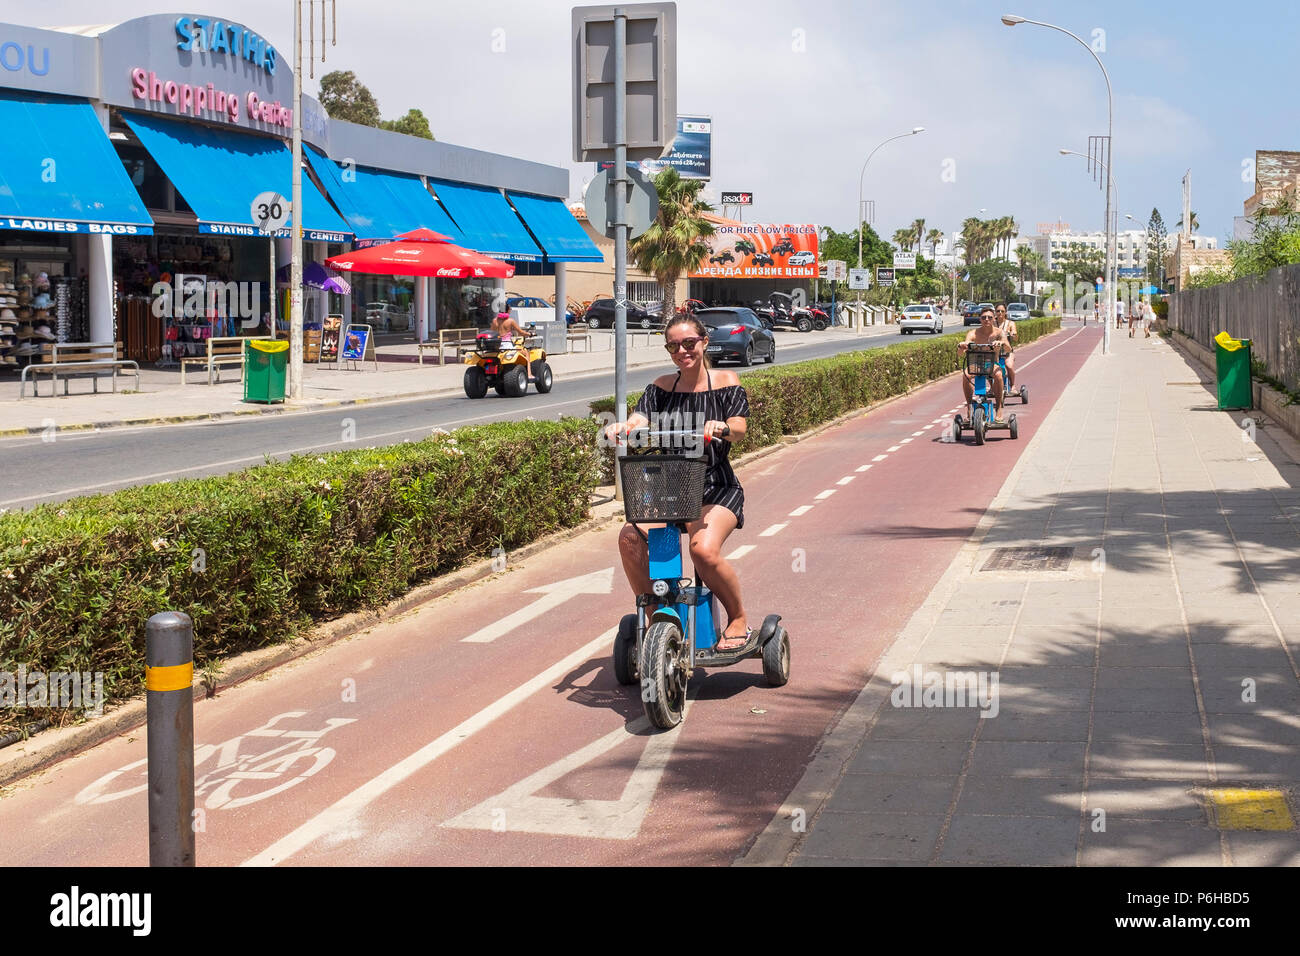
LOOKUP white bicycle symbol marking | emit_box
[74,711,357,810]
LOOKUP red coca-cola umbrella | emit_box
[324,228,516,278]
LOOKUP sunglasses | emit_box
[664,337,703,353]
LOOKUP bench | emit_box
[20,342,140,399]
[417,328,480,365]
[566,329,592,352]
[180,336,257,385]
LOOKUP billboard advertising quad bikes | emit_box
[689,223,819,279]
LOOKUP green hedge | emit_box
[593,317,1062,474]
[0,420,600,728]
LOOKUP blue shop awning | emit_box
[304,147,463,246]
[506,192,603,263]
[429,179,542,262]
[0,89,153,236]
[122,112,352,242]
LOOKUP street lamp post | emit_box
[856,127,924,328]
[1004,14,1114,355]
[1059,148,1117,344]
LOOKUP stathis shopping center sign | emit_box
[97,14,314,138]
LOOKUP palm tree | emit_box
[926,228,944,260]
[1015,243,1031,292]
[911,218,926,253]
[1176,211,1200,233]
[628,166,714,318]
[892,228,914,251]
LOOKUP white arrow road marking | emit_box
[461,568,614,643]
[242,627,617,866]
[440,713,682,840]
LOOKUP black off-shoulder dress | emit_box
[633,369,750,528]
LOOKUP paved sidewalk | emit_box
[0,324,890,435]
[749,329,1300,866]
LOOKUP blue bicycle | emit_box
[952,343,1019,445]
[612,430,790,730]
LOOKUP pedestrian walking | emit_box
[1128,297,1141,338]
[1143,298,1156,337]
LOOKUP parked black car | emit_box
[585,298,662,330]
[698,308,776,366]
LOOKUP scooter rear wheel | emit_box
[641,621,688,729]
[613,613,639,686]
[973,406,987,446]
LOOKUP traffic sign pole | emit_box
[289,0,304,400]
[612,7,628,502]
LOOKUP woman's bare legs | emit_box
[687,505,748,649]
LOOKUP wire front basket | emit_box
[965,344,998,377]
[620,454,707,524]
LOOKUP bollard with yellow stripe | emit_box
[146,611,196,867]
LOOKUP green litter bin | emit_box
[1213,331,1253,410]
[244,339,288,403]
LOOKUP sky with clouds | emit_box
[16,0,1299,244]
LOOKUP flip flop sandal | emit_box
[718,626,753,651]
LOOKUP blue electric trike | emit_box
[612,430,790,730]
[952,343,1019,445]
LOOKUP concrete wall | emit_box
[1169,262,1300,392]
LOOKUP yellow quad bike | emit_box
[463,327,553,398]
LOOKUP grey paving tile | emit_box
[1226,831,1300,866]
[868,704,986,740]
[1100,642,1193,666]
[1092,684,1201,713]
[822,772,959,816]
[1017,605,1099,628]
[996,666,1094,690]
[935,604,1022,627]
[847,738,970,776]
[1200,679,1300,714]
[1086,741,1211,781]
[1090,710,1206,745]
[1206,712,1300,749]
[1183,604,1277,627]
[1212,746,1300,782]
[938,813,1079,865]
[791,856,925,867]
[1190,643,1295,674]
[1187,624,1286,646]
[1094,666,1194,690]
[1083,778,1209,822]
[799,811,944,862]
[1002,640,1095,667]
[968,740,1089,778]
[995,686,1093,712]
[1023,581,1103,607]
[977,710,1091,741]
[1079,821,1223,866]
[920,625,1014,646]
[956,774,1084,817]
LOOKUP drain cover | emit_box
[981,547,1074,572]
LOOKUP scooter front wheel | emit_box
[613,613,639,686]
[641,621,688,729]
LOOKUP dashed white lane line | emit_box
[788,505,813,517]
[900,438,913,444]
[922,424,935,430]
[872,454,888,462]
[912,431,925,437]
[836,476,854,486]
[815,489,836,500]
[887,445,902,452]
[931,418,946,424]
[855,464,873,473]
[758,523,788,537]
[726,544,756,560]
